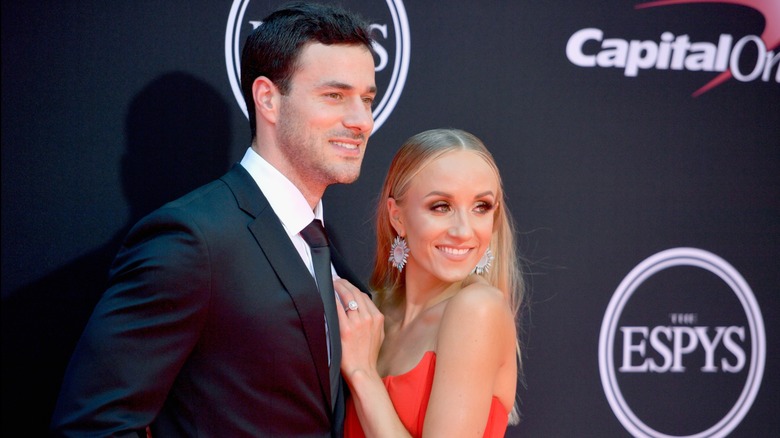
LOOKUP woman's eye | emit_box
[431,202,450,213]
[474,201,494,214]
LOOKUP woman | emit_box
[335,128,524,437]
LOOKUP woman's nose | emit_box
[448,210,474,238]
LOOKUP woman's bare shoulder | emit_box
[436,276,515,352]
[447,275,510,318]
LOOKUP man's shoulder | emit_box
[162,164,254,212]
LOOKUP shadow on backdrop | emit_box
[1,72,232,436]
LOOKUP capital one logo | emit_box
[599,248,766,437]
[566,0,780,96]
[225,0,410,134]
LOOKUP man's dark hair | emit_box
[240,2,374,140]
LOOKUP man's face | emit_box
[276,43,377,192]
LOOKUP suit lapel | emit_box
[221,164,333,410]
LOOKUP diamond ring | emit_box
[347,300,359,311]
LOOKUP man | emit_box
[50,2,377,436]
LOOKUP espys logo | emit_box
[566,0,780,96]
[599,248,766,438]
[225,0,410,133]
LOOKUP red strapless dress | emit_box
[344,351,509,437]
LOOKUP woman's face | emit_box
[390,149,498,287]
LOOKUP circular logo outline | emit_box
[598,247,766,438]
[225,0,410,134]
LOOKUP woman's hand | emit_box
[334,278,385,384]
[334,280,411,437]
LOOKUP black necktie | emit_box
[300,219,341,409]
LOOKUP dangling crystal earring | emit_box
[389,235,410,272]
[473,248,494,275]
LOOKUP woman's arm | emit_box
[334,279,411,438]
[423,281,517,437]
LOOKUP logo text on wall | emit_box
[599,248,766,438]
[566,0,780,96]
[225,0,410,133]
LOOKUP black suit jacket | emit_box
[51,164,365,437]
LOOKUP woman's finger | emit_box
[334,279,356,310]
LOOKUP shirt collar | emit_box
[239,147,323,236]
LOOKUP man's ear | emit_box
[388,197,405,237]
[252,76,279,124]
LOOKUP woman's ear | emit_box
[387,197,405,236]
[252,76,279,124]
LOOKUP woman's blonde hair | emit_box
[369,128,524,424]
